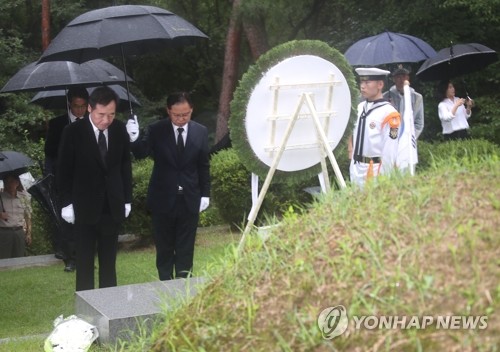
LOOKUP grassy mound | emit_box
[148,156,499,351]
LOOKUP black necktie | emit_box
[98,129,107,162]
[177,127,184,155]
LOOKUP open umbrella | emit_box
[0,59,132,93]
[0,151,36,178]
[344,31,437,66]
[38,5,208,115]
[31,84,141,112]
[416,43,498,81]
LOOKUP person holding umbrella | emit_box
[44,85,89,271]
[437,80,474,140]
[0,173,32,259]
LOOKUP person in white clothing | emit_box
[349,68,401,187]
[437,80,473,140]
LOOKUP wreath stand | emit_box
[238,89,346,252]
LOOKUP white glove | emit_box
[199,197,210,212]
[61,204,75,224]
[125,203,131,218]
[126,114,139,142]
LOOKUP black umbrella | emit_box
[31,84,141,112]
[27,174,62,232]
[38,5,208,115]
[344,31,437,66]
[0,59,132,93]
[0,151,35,178]
[416,43,498,82]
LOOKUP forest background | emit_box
[0,0,499,166]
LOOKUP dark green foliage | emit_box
[210,148,316,228]
[210,149,252,228]
[27,201,55,255]
[122,158,154,238]
[417,138,500,170]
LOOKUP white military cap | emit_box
[355,67,390,81]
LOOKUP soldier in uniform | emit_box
[348,68,401,187]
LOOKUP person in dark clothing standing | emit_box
[57,86,133,291]
[127,92,210,280]
[44,86,89,271]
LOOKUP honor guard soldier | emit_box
[348,67,401,187]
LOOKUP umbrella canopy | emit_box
[38,5,208,64]
[0,151,36,178]
[31,84,141,112]
[37,5,208,115]
[344,31,437,66]
[416,43,498,81]
[0,59,132,93]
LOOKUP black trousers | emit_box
[60,220,76,264]
[152,195,199,280]
[74,214,119,291]
[443,129,470,141]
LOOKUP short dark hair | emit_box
[166,91,193,109]
[88,86,119,109]
[67,86,89,103]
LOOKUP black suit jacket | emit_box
[132,119,210,214]
[56,117,133,224]
[44,114,71,175]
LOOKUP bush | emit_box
[211,149,316,228]
[122,158,153,238]
[122,157,225,239]
[27,201,55,256]
[417,138,500,170]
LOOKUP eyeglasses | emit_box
[170,111,192,119]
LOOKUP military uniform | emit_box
[349,68,401,187]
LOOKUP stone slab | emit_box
[75,277,206,345]
[0,254,60,271]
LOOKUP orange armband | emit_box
[382,112,401,129]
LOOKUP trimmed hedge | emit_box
[211,148,316,228]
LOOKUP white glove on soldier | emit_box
[61,204,75,224]
[125,203,131,218]
[199,197,210,212]
[126,114,139,142]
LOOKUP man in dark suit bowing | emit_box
[57,86,133,291]
[127,91,210,280]
[44,86,89,268]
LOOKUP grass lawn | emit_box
[0,225,239,351]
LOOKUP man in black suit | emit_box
[57,86,133,291]
[44,86,89,271]
[128,91,210,280]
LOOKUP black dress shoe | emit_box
[64,262,76,272]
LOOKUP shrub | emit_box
[211,148,316,228]
[27,201,55,256]
[122,158,153,238]
[122,157,225,239]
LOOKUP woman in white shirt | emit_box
[437,80,473,140]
